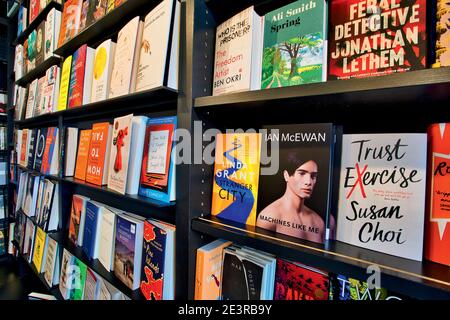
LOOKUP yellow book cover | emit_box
[211,133,261,226]
[195,239,231,300]
[57,55,72,111]
[32,227,47,273]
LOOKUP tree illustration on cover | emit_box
[113,122,128,173]
[140,223,164,300]
[262,33,323,88]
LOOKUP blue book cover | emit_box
[82,201,100,259]
[140,220,167,300]
[17,7,24,36]
[138,116,177,203]
[114,214,137,290]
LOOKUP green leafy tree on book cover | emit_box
[262,0,327,89]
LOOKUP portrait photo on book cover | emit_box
[257,142,335,244]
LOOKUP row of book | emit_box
[213,0,450,95]
[11,212,131,300]
[13,0,179,121]
[210,123,450,266]
[195,239,407,300]
[15,114,176,202]
[17,1,62,36]
[67,194,175,298]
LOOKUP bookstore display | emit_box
[1,0,450,301]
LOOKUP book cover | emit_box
[135,0,175,92]
[74,129,92,180]
[68,194,85,245]
[85,122,111,185]
[98,207,116,272]
[87,0,107,26]
[91,39,116,102]
[58,56,73,111]
[274,259,329,300]
[32,227,47,272]
[25,79,38,119]
[126,116,147,194]
[59,248,73,299]
[434,0,450,67]
[17,7,26,36]
[256,124,338,243]
[194,239,232,300]
[337,133,427,261]
[79,0,90,30]
[29,0,40,24]
[26,129,37,170]
[68,45,88,108]
[19,129,29,167]
[23,40,29,74]
[140,220,167,300]
[35,21,46,67]
[425,123,450,265]
[82,201,101,259]
[36,76,48,116]
[41,127,58,175]
[26,29,36,71]
[211,133,261,226]
[328,0,427,80]
[107,114,133,194]
[58,0,83,47]
[83,269,100,300]
[69,257,87,300]
[43,236,59,287]
[34,128,48,172]
[107,0,115,14]
[42,66,60,113]
[45,8,61,61]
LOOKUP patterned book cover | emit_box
[87,0,107,26]
[69,257,87,300]
[211,133,261,226]
[435,0,450,67]
[274,259,329,300]
[262,0,327,89]
[58,0,83,47]
[140,220,166,300]
[425,123,450,265]
[85,122,111,185]
[29,0,40,24]
[27,30,37,71]
[68,45,88,108]
[114,214,137,289]
[328,0,427,80]
[68,195,84,245]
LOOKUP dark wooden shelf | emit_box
[14,56,61,87]
[17,165,61,181]
[192,215,450,300]
[15,1,62,45]
[54,0,162,57]
[48,232,144,300]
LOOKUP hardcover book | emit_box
[25,79,38,119]
[87,0,107,26]
[35,21,46,67]
[43,236,59,287]
[32,227,47,273]
[336,133,427,261]
[26,129,37,170]
[107,114,133,194]
[27,30,37,71]
[98,206,116,272]
[68,44,95,107]
[59,248,73,299]
[58,55,73,111]
[34,128,48,172]
[58,0,83,47]
[425,123,450,265]
[256,124,339,243]
[42,66,60,113]
[328,0,427,80]
[262,0,327,89]
[91,39,116,103]
[69,257,87,300]
[45,8,61,61]
[68,194,90,246]
[212,6,262,95]
[41,127,59,175]
[126,116,147,195]
[434,0,450,67]
[29,0,40,24]
[82,200,103,259]
[83,268,100,300]
[211,133,261,226]
[74,129,92,181]
[85,122,112,185]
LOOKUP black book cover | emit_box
[34,128,47,172]
[257,123,341,243]
[35,21,45,67]
[27,129,37,170]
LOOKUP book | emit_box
[98,206,116,272]
[107,0,115,14]
[256,124,340,243]
[59,248,73,299]
[25,79,38,119]
[28,292,57,300]
[58,55,73,111]
[212,6,262,95]
[24,218,36,262]
[211,133,261,225]
[74,129,92,180]
[135,0,177,92]
[68,194,90,246]
[23,39,29,74]
[98,280,122,300]
[27,30,37,71]
[83,268,100,300]
[79,0,90,30]
[109,16,143,98]
[36,76,48,116]
[107,114,133,194]
[43,236,60,287]
[34,128,48,172]
[45,8,62,61]
[336,133,427,261]
[114,212,144,290]
[17,6,27,36]
[274,259,329,300]
[434,0,450,67]
[26,129,37,170]
[58,0,83,47]
[29,0,40,24]
[91,39,116,103]
[32,227,47,273]
[328,0,427,80]
[126,116,147,194]
[41,127,59,175]
[35,21,46,67]
[82,200,104,259]
[70,257,87,300]
[425,123,450,265]
[87,0,107,26]
[68,44,95,107]
[14,45,24,81]
[40,180,58,232]
[65,127,79,176]
[19,129,29,167]
[85,122,112,185]
[42,66,60,113]
[194,239,232,300]
[139,116,177,202]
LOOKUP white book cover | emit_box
[107,114,133,194]
[82,47,95,105]
[35,76,47,116]
[337,134,427,261]
[65,127,79,176]
[47,182,59,231]
[83,269,100,300]
[91,39,116,103]
[166,0,180,90]
[25,80,39,119]
[43,65,60,113]
[109,17,143,98]
[15,45,24,81]
[44,8,61,61]
[135,0,175,92]
[125,116,147,194]
[212,6,262,96]
[98,207,116,272]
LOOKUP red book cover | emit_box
[425,123,450,266]
[140,123,174,189]
[328,0,427,80]
[68,45,87,108]
[41,127,57,174]
[274,259,329,300]
[29,0,40,24]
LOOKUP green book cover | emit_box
[70,257,87,300]
[262,0,327,89]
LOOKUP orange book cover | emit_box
[58,0,83,48]
[74,129,92,181]
[426,123,450,265]
[41,127,58,175]
[85,122,111,185]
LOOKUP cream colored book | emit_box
[91,39,116,103]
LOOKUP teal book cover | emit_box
[262,0,327,89]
